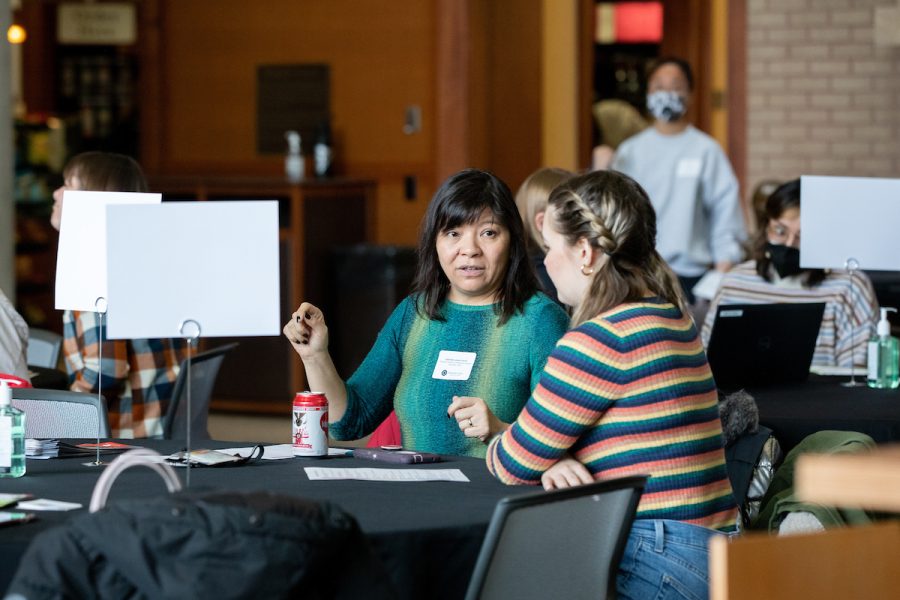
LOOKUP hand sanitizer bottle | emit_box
[867,307,899,389]
[0,381,26,478]
[285,130,304,183]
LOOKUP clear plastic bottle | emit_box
[313,121,333,178]
[0,381,26,478]
[867,307,900,389]
[285,130,305,183]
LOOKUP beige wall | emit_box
[746,0,900,202]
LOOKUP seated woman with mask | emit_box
[483,170,737,598]
[283,169,569,457]
[701,179,877,367]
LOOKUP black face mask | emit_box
[766,243,802,278]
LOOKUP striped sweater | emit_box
[487,298,737,531]
[701,261,878,367]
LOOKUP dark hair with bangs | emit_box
[753,178,826,287]
[411,168,538,325]
[64,151,148,193]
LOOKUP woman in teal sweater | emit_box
[283,169,569,457]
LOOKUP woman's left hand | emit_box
[447,396,507,443]
[541,457,593,491]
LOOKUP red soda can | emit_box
[293,392,329,457]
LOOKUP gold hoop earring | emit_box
[580,265,594,276]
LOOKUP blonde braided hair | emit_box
[548,170,687,326]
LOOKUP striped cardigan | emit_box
[701,261,878,367]
[487,298,737,531]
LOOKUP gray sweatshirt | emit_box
[612,125,746,277]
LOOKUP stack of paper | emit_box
[26,438,60,459]
[25,439,138,459]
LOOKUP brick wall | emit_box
[746,0,900,201]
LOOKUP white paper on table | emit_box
[17,498,83,511]
[0,493,31,506]
[692,270,724,301]
[800,176,900,271]
[105,201,280,339]
[55,191,161,312]
[809,364,859,376]
[304,467,470,482]
[215,445,352,460]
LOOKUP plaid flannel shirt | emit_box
[63,310,190,438]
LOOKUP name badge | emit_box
[432,350,477,381]
[676,158,702,178]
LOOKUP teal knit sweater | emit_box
[332,293,569,457]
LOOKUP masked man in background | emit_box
[611,56,746,304]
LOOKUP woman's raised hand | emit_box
[283,302,329,359]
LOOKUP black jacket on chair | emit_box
[7,490,397,600]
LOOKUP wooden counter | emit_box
[149,175,376,413]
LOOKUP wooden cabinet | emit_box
[150,175,376,414]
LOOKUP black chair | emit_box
[12,388,109,438]
[162,343,238,440]
[465,476,646,600]
[26,328,63,369]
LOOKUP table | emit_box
[750,376,900,454]
[0,440,530,599]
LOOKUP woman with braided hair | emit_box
[480,170,737,599]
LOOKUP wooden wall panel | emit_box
[485,0,543,192]
[435,0,471,182]
[661,0,713,135]
[152,1,433,170]
[143,1,436,245]
[435,0,544,196]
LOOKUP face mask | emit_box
[766,243,803,278]
[646,90,686,122]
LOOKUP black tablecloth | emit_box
[751,376,900,454]
[0,440,532,599]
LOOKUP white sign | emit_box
[57,3,137,45]
[105,201,281,339]
[55,191,162,313]
[800,175,900,271]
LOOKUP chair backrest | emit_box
[709,522,900,600]
[26,328,63,369]
[465,475,646,600]
[11,388,109,438]
[163,343,238,440]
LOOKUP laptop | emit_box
[706,302,826,390]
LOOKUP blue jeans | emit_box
[616,519,723,600]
